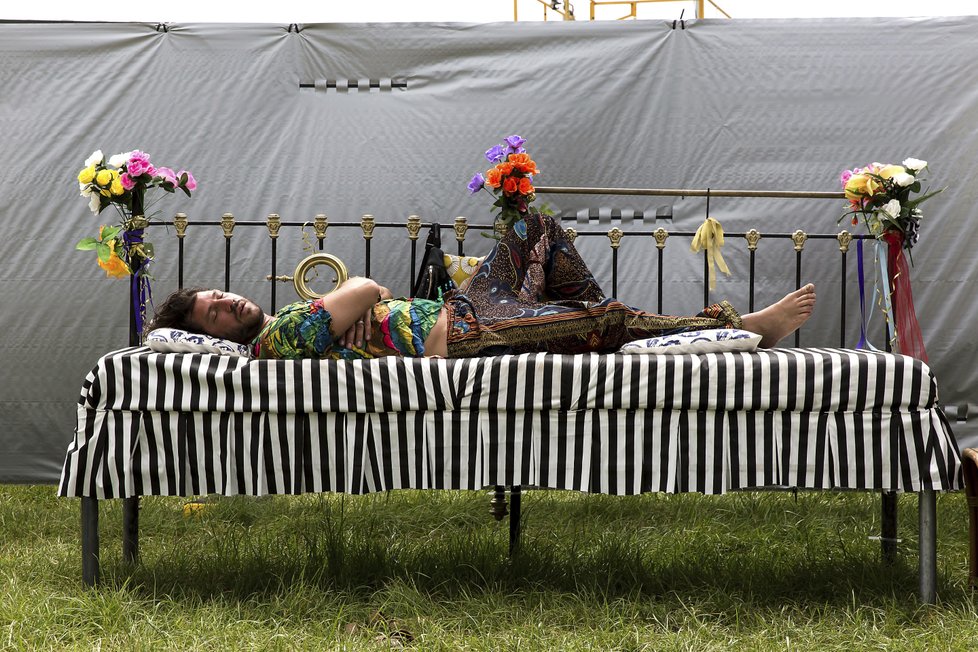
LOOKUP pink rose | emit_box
[120,173,135,190]
[839,169,853,187]
[128,159,149,177]
[157,167,178,187]
[126,151,157,178]
[179,170,197,191]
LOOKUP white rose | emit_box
[881,199,901,219]
[88,192,101,214]
[893,172,915,187]
[84,150,103,167]
[902,157,927,172]
[108,151,133,168]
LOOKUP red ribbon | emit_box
[882,230,928,362]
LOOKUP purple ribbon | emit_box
[856,239,868,349]
[123,228,153,338]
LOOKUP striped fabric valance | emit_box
[59,347,963,499]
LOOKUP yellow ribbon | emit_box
[690,217,730,291]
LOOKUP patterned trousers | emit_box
[445,213,742,357]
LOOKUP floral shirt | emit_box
[252,297,443,360]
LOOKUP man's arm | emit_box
[320,276,383,338]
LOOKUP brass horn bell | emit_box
[292,253,349,300]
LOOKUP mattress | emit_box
[58,347,962,499]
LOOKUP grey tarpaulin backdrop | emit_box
[1,17,976,483]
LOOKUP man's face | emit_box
[190,290,264,343]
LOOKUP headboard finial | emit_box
[360,214,375,240]
[791,230,808,252]
[407,215,422,241]
[173,213,188,238]
[454,216,469,243]
[221,213,235,239]
[837,230,853,253]
[653,227,669,249]
[266,214,282,239]
[745,229,762,251]
[314,214,328,241]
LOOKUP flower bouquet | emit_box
[467,135,541,229]
[838,158,943,362]
[74,149,196,338]
[75,149,196,278]
[839,158,943,256]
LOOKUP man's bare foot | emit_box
[740,284,816,348]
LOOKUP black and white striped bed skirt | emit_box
[58,347,963,499]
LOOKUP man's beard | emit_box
[230,301,263,343]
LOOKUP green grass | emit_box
[1,486,976,650]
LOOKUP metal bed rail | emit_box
[142,209,875,350]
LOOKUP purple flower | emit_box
[467,172,485,194]
[485,145,506,164]
[505,135,526,150]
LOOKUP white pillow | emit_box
[146,328,252,357]
[620,328,762,354]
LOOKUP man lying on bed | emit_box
[146,213,816,359]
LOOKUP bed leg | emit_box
[961,448,978,589]
[81,497,99,587]
[122,496,139,564]
[509,486,522,555]
[881,490,898,564]
[918,489,937,604]
[490,485,508,521]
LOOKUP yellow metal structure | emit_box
[523,0,577,20]
[516,0,730,20]
[592,0,730,20]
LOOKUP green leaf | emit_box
[181,186,191,198]
[75,237,98,250]
[100,225,122,241]
[906,187,947,208]
[96,243,111,262]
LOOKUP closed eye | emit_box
[208,291,223,324]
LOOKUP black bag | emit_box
[411,223,456,300]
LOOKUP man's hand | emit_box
[321,276,383,347]
[339,307,373,348]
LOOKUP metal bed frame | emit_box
[88,184,943,602]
